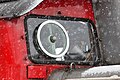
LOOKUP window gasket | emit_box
[24,14,101,66]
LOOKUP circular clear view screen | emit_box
[37,20,69,58]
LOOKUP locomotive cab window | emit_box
[25,15,100,65]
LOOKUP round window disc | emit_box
[37,20,69,58]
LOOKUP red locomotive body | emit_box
[0,0,99,80]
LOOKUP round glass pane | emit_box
[37,20,69,58]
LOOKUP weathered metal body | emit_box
[1,0,120,80]
[94,0,120,64]
[0,0,96,80]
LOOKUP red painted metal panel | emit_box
[0,0,95,80]
[28,66,47,79]
[30,0,95,22]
